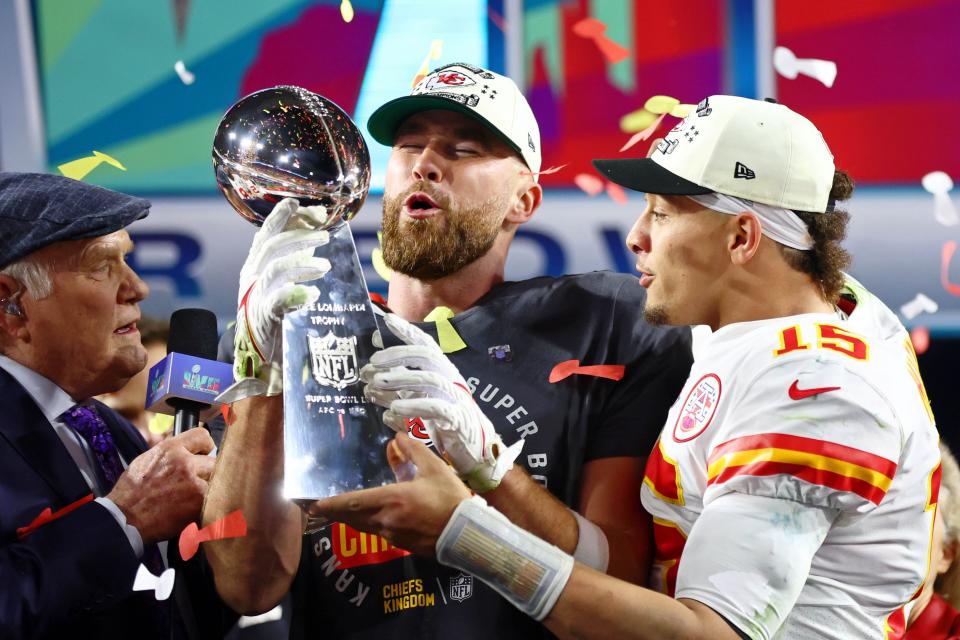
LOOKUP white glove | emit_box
[218,198,332,404]
[360,313,523,492]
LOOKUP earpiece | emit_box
[1,286,24,318]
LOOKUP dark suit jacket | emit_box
[0,366,236,639]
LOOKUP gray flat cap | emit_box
[0,172,150,268]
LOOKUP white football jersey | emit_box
[641,295,940,639]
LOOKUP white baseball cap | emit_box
[593,95,836,213]
[367,62,542,173]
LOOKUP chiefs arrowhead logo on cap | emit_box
[425,71,476,90]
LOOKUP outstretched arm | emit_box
[202,395,303,614]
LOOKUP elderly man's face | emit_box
[22,230,149,399]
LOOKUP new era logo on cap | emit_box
[367,62,542,174]
[734,162,755,180]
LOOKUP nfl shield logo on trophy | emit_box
[309,332,360,390]
[450,573,473,602]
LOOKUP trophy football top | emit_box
[213,86,371,228]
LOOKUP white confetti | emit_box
[132,564,176,601]
[922,171,959,226]
[900,293,939,320]
[773,46,837,88]
[174,60,195,86]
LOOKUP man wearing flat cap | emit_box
[0,172,235,639]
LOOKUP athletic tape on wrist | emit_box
[436,496,574,621]
[570,510,609,572]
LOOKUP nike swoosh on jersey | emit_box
[788,380,841,400]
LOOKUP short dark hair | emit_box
[778,169,855,303]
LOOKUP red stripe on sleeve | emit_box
[707,460,888,505]
[709,433,897,478]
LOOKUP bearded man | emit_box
[203,62,692,639]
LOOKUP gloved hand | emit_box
[360,313,523,492]
[218,198,331,404]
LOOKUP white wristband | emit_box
[570,510,609,573]
[436,496,574,621]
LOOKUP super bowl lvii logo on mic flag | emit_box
[213,86,395,503]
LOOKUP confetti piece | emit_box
[606,182,628,205]
[179,510,248,561]
[519,163,568,177]
[619,108,659,134]
[574,173,605,196]
[594,37,629,64]
[670,103,695,118]
[922,171,959,227]
[942,241,960,297]
[174,59,195,85]
[644,95,680,115]
[910,326,930,356]
[372,231,393,282]
[572,17,606,38]
[412,40,444,88]
[58,151,127,181]
[339,413,346,440]
[572,17,629,64]
[773,46,837,88]
[900,293,939,320]
[148,412,174,435]
[219,404,235,427]
[340,0,354,23]
[133,564,176,601]
[548,359,625,383]
[424,306,467,353]
[16,494,94,540]
[620,113,666,152]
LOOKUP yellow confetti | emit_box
[670,103,695,118]
[57,150,127,181]
[340,0,354,23]
[619,108,659,133]
[412,39,444,88]
[372,231,393,282]
[644,95,680,115]
[148,413,174,435]
[424,306,467,353]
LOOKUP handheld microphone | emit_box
[145,308,233,436]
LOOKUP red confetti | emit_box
[620,113,666,152]
[911,326,930,355]
[339,413,346,441]
[220,404,234,426]
[549,359,625,383]
[606,182,628,204]
[179,509,247,561]
[520,163,568,177]
[572,18,629,64]
[941,241,960,296]
[17,493,94,539]
[594,37,630,64]
[572,17,605,38]
[574,173,604,196]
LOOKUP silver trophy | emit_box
[213,86,394,503]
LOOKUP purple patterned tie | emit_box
[61,405,168,579]
[61,404,125,490]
